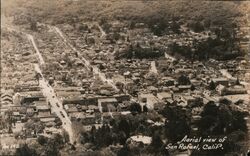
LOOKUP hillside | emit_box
[2,0,247,28]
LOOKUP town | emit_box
[1,1,250,156]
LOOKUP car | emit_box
[60,111,65,118]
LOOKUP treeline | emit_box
[79,112,169,156]
[11,98,248,155]
[15,132,70,156]
[5,1,245,29]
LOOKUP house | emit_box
[216,84,226,96]
[14,85,40,92]
[129,135,152,145]
[157,92,172,101]
[223,94,249,104]
[40,117,56,123]
[191,107,203,115]
[67,106,78,114]
[1,93,13,105]
[211,78,229,87]
[83,124,102,131]
[191,115,202,124]
[162,77,175,86]
[190,79,202,87]
[182,95,196,106]
[98,98,118,112]
[117,102,129,112]
[12,111,22,121]
[223,86,247,95]
[87,105,99,113]
[82,115,96,125]
[63,96,98,106]
[20,91,45,105]
[178,85,191,92]
[138,93,158,110]
[36,104,51,118]
[147,86,158,94]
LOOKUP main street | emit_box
[27,34,45,65]
[34,64,74,143]
[3,25,75,143]
[29,32,75,142]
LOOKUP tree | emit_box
[199,100,247,137]
[118,131,127,145]
[5,110,13,133]
[177,75,190,85]
[189,21,204,32]
[44,134,65,156]
[15,144,37,156]
[62,130,70,143]
[45,139,60,156]
[25,119,45,135]
[201,101,218,117]
[166,119,190,142]
[117,146,130,156]
[30,20,37,31]
[171,20,181,34]
[37,135,47,145]
[115,82,124,92]
[195,102,247,156]
[143,105,148,113]
[130,102,142,114]
[198,115,218,135]
[150,132,163,150]
[161,105,191,142]
[235,77,241,85]
[53,133,64,147]
[219,98,232,105]
[118,119,130,137]
[209,81,216,90]
[35,73,41,85]
[191,84,195,91]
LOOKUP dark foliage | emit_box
[129,102,142,114]
[15,144,37,156]
[160,104,191,142]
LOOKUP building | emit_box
[138,93,158,110]
[98,98,118,112]
[157,92,172,101]
[211,78,229,87]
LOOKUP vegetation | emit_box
[195,100,248,155]
[15,133,70,156]
[2,0,248,60]
[169,27,244,60]
[15,144,37,156]
[160,103,191,142]
[3,1,245,27]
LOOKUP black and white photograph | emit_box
[1,0,250,155]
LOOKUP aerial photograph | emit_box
[0,0,250,156]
